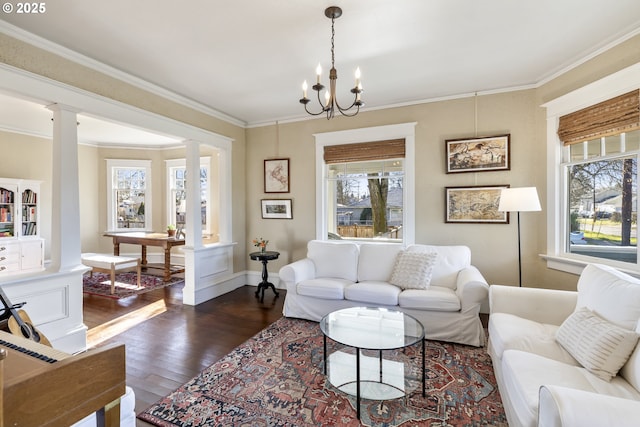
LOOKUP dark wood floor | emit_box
[83,282,285,425]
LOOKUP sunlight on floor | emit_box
[87,299,168,347]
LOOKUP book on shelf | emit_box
[22,189,37,204]
[0,189,14,204]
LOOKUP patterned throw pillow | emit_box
[389,250,438,290]
[556,307,640,381]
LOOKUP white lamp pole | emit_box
[498,187,542,287]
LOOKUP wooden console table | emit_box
[104,232,185,282]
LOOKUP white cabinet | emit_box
[0,178,44,276]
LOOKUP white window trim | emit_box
[543,62,640,275]
[166,157,211,235]
[106,158,153,232]
[314,122,416,245]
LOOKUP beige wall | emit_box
[246,91,541,288]
[1,31,640,290]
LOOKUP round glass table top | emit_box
[319,307,425,350]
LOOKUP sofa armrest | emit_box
[278,258,316,293]
[539,385,640,427]
[456,266,489,310]
[490,285,577,326]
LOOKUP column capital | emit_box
[46,103,82,114]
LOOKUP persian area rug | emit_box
[82,272,183,299]
[138,317,507,427]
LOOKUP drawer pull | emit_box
[0,247,5,251]
[0,266,5,271]
[0,256,5,261]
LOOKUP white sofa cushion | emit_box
[406,244,470,289]
[307,240,359,282]
[344,281,402,305]
[557,307,640,381]
[297,278,351,300]
[389,250,438,290]
[502,349,640,427]
[577,263,640,331]
[398,286,460,311]
[357,243,402,282]
[622,321,640,393]
[489,312,579,366]
[500,350,640,426]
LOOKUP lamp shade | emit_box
[498,187,541,212]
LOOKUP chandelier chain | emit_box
[331,16,335,69]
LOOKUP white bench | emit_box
[81,253,141,295]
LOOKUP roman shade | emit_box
[557,89,640,146]
[323,139,405,164]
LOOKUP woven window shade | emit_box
[558,89,640,146]
[324,139,405,164]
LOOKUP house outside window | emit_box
[166,157,211,235]
[545,68,640,274]
[106,159,152,231]
[315,123,416,245]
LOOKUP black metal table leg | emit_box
[422,338,426,397]
[356,347,361,420]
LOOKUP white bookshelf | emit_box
[0,178,44,276]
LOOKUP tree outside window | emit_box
[567,132,639,263]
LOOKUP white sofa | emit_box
[279,240,489,347]
[489,263,640,427]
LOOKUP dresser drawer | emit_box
[0,251,20,264]
[0,262,20,274]
[0,243,20,255]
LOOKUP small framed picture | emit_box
[445,185,509,224]
[446,134,510,173]
[261,199,293,219]
[264,158,290,193]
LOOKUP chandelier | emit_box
[299,6,363,119]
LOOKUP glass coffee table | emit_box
[319,307,425,420]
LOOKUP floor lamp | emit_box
[498,187,541,287]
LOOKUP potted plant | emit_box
[167,224,177,237]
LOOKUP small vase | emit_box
[260,246,266,253]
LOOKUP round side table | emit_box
[249,251,280,302]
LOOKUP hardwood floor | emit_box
[83,282,285,425]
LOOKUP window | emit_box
[565,132,639,264]
[166,158,211,235]
[545,67,640,274]
[315,123,416,245]
[106,159,152,231]
[327,157,404,241]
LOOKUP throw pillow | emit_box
[556,307,640,381]
[389,250,438,290]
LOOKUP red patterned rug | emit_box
[138,317,507,426]
[82,272,183,299]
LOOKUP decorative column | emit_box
[184,139,203,250]
[47,104,82,271]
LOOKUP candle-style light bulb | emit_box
[302,80,308,98]
[316,63,322,84]
[324,90,330,107]
[355,67,361,87]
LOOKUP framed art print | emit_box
[264,158,290,193]
[446,134,510,173]
[445,185,509,223]
[261,199,293,219]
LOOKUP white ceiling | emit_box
[1,0,640,142]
